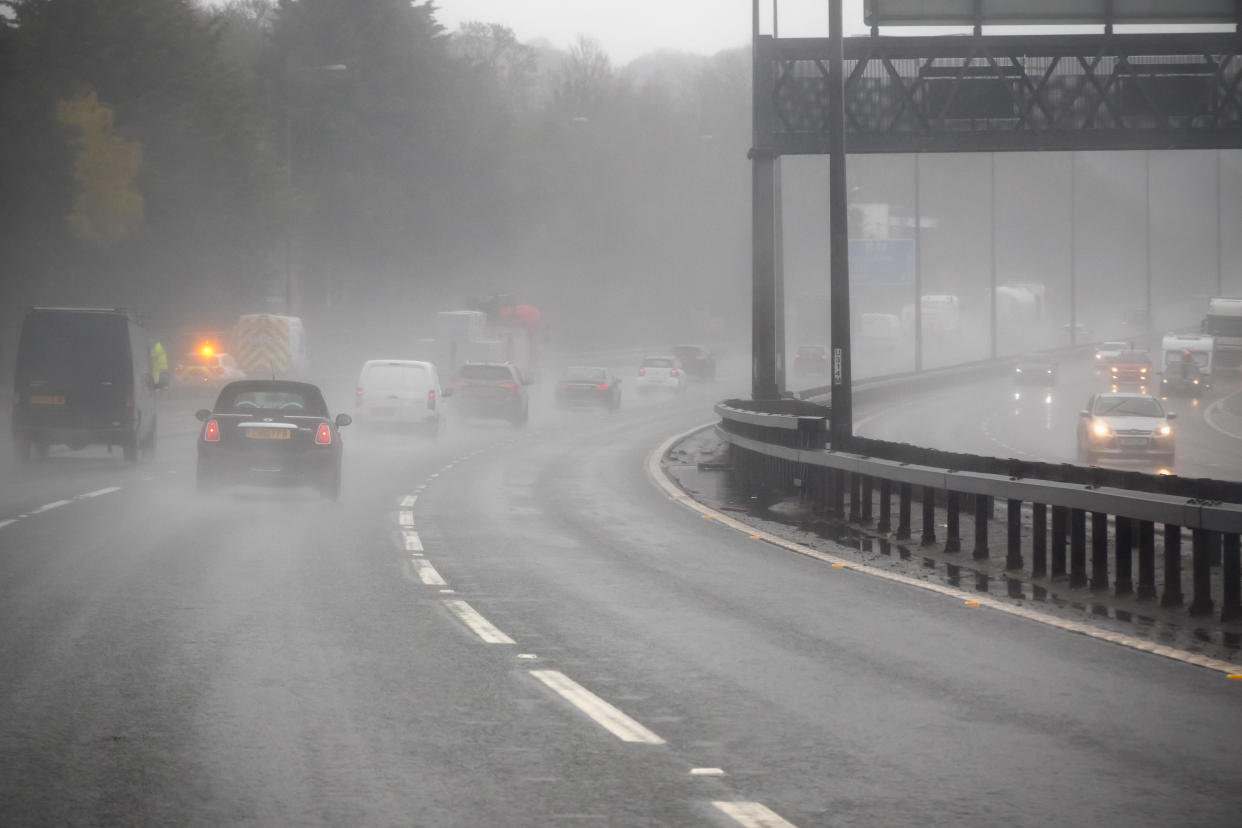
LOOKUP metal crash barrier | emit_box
[715,398,1242,624]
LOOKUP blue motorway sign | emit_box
[849,239,915,286]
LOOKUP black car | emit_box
[671,344,716,380]
[794,344,830,378]
[555,365,622,411]
[451,362,530,427]
[195,380,350,499]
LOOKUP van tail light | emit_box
[595,383,610,391]
[499,380,518,393]
[638,367,645,375]
[427,390,436,410]
[204,419,220,442]
[670,368,679,376]
[355,386,363,406]
[315,423,332,445]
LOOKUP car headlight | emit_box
[1093,422,1111,438]
[1159,424,1172,436]
[1140,367,1147,374]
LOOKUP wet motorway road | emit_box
[2,354,1240,827]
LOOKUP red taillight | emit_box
[315,423,332,445]
[427,390,436,410]
[638,367,646,375]
[794,353,800,359]
[821,354,828,360]
[696,355,703,360]
[499,380,518,393]
[204,420,220,442]
[670,368,678,376]
[595,383,610,391]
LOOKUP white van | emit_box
[355,359,446,437]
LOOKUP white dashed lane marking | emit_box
[400,494,417,507]
[80,486,121,499]
[529,670,665,745]
[442,599,515,644]
[398,510,414,527]
[1,487,123,531]
[713,801,799,827]
[0,519,16,530]
[413,558,447,586]
[403,531,423,552]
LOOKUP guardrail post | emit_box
[945,490,961,553]
[1114,517,1133,597]
[860,475,873,525]
[1222,534,1240,623]
[1051,505,1068,578]
[1032,502,1047,578]
[1161,524,1183,608]
[973,495,989,560]
[1189,529,1215,617]
[831,469,845,520]
[1070,509,1087,588]
[1137,521,1156,601]
[877,478,892,533]
[1006,499,1022,571]
[921,486,936,546]
[1090,512,1109,591]
[849,473,862,523]
[897,483,912,540]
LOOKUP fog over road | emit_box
[2,353,1240,827]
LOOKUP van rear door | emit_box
[16,311,132,432]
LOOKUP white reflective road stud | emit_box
[712,801,798,828]
[528,670,665,745]
[400,495,417,507]
[413,558,447,586]
[443,599,515,644]
[403,531,423,552]
[398,511,414,527]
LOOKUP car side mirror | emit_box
[1078,410,1090,418]
[195,409,212,422]
[335,413,353,428]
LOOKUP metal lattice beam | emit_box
[758,32,1242,154]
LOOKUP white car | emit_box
[1076,392,1175,467]
[635,355,686,395]
[355,359,447,437]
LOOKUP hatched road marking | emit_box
[529,670,665,745]
[443,599,515,644]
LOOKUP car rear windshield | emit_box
[458,364,513,381]
[17,311,131,388]
[1094,397,1163,418]
[564,366,607,381]
[365,363,429,389]
[643,358,674,368]
[215,385,327,416]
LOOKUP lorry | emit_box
[231,314,308,380]
[1203,297,1242,369]
[434,299,542,382]
[1160,333,1213,396]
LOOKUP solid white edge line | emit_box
[1203,391,1242,440]
[647,423,1241,676]
[528,670,665,745]
[712,801,799,828]
[79,487,121,499]
[442,599,515,644]
[403,531,423,552]
[414,558,447,586]
[0,519,15,530]
[31,500,71,514]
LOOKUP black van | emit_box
[12,307,165,462]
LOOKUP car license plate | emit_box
[31,395,65,405]
[1120,437,1147,447]
[247,429,291,440]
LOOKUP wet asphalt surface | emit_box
[1,352,1241,826]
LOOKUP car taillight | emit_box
[315,423,332,445]
[696,355,703,360]
[670,368,678,376]
[595,383,610,391]
[427,390,436,410]
[821,354,828,360]
[638,367,645,375]
[204,419,220,442]
[499,380,518,393]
